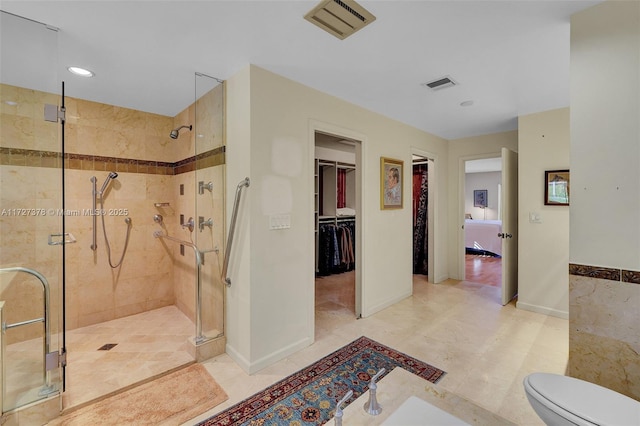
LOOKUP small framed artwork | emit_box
[381,157,403,209]
[474,189,488,208]
[545,169,570,206]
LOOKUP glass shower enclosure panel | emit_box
[194,73,225,342]
[0,11,63,412]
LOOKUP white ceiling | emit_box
[1,0,601,140]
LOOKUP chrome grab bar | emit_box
[0,267,55,395]
[153,231,206,343]
[222,177,250,287]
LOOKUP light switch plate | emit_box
[529,212,542,223]
[269,214,291,230]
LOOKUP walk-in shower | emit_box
[0,10,228,422]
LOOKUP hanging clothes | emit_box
[317,219,356,276]
[413,164,428,275]
[337,168,347,209]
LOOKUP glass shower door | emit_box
[194,72,225,342]
[0,11,63,412]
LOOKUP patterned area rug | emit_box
[198,336,445,426]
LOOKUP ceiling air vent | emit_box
[422,76,457,91]
[304,0,376,40]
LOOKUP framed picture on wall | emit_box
[545,169,570,205]
[474,189,488,208]
[380,157,403,209]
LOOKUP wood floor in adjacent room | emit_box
[465,253,502,287]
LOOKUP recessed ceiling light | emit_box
[460,100,474,107]
[4,100,18,106]
[67,66,94,77]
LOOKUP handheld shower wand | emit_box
[99,171,118,195]
[169,124,192,139]
[96,171,131,268]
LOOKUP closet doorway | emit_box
[412,154,435,283]
[314,131,361,322]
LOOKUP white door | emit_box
[500,147,518,305]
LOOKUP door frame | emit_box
[309,120,365,332]
[458,153,502,281]
[411,148,437,283]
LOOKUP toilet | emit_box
[523,373,640,426]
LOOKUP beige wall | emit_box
[517,108,570,318]
[225,65,449,373]
[465,171,501,221]
[568,1,640,399]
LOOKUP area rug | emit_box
[198,336,445,426]
[51,363,227,425]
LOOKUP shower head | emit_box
[170,125,192,139]
[99,171,118,195]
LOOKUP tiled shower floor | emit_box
[62,305,194,409]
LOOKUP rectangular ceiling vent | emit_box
[304,0,376,40]
[422,77,457,91]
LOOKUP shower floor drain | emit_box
[98,343,118,351]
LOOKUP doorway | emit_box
[411,155,431,281]
[411,149,436,284]
[313,130,361,323]
[462,149,518,305]
[463,157,503,288]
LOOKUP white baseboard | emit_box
[363,291,411,318]
[227,336,312,375]
[225,343,251,373]
[516,301,568,319]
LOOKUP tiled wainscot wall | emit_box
[568,263,640,400]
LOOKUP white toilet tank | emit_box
[524,373,640,426]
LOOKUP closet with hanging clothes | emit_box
[314,133,356,276]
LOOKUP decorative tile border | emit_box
[0,146,225,175]
[569,263,640,285]
[621,270,640,284]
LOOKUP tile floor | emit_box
[189,274,568,425]
[61,305,194,409]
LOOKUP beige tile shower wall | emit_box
[64,169,177,329]
[171,171,197,322]
[195,164,226,337]
[568,275,640,400]
[1,84,59,152]
[196,83,225,152]
[0,165,62,344]
[172,105,196,161]
[64,96,178,163]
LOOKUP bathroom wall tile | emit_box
[570,275,640,346]
[569,330,640,400]
[569,274,640,401]
[621,269,640,284]
[569,263,620,281]
[32,119,58,152]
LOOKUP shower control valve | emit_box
[181,217,195,232]
[199,216,213,232]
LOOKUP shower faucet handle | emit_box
[181,217,195,232]
[198,216,213,232]
[199,181,213,194]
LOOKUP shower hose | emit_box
[99,194,132,268]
